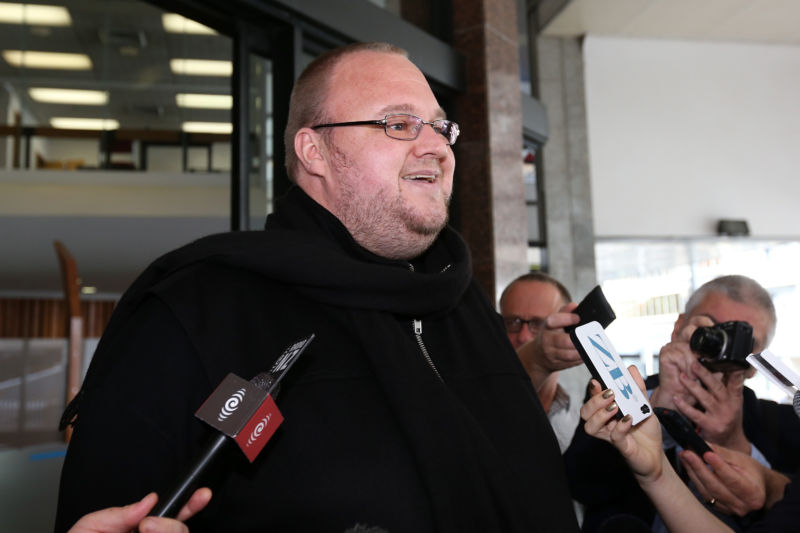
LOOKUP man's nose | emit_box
[512,327,536,349]
[414,121,450,155]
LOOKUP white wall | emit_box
[584,36,800,238]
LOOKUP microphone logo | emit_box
[246,413,272,447]
[218,388,246,421]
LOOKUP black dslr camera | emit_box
[689,321,754,372]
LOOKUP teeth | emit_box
[404,175,436,183]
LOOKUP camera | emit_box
[689,321,754,372]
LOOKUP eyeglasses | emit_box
[502,316,546,334]
[312,113,460,146]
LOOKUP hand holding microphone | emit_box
[68,489,211,533]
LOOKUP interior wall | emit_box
[584,35,800,238]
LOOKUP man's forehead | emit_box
[689,292,765,320]
[329,51,441,118]
[689,291,770,347]
[503,281,564,311]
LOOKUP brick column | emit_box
[451,0,529,303]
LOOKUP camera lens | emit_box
[690,326,728,359]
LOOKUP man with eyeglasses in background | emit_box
[55,42,579,533]
[499,272,582,452]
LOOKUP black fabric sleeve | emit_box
[54,296,215,533]
[746,477,798,533]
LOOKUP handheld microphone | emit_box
[746,350,800,420]
[151,334,314,518]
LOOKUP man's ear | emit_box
[294,128,327,177]
[671,313,686,341]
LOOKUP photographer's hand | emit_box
[516,302,582,391]
[680,445,768,516]
[650,316,714,411]
[674,360,749,454]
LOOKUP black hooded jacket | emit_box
[55,187,578,533]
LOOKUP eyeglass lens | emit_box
[385,114,459,145]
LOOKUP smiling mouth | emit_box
[403,174,437,183]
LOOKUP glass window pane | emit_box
[526,204,539,243]
[248,54,272,228]
[1,0,233,296]
[596,239,800,400]
[523,146,537,201]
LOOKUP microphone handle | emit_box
[151,433,231,518]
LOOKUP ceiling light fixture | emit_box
[0,2,71,26]
[29,87,108,105]
[50,117,120,130]
[170,58,231,77]
[162,13,216,35]
[182,121,232,134]
[3,50,91,70]
[175,93,232,109]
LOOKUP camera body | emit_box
[689,321,754,372]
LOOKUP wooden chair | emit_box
[53,240,83,442]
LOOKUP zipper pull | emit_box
[413,319,422,335]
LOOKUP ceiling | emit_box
[540,0,800,45]
[0,0,232,131]
[3,0,800,298]
[1,0,238,297]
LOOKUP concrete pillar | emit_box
[536,34,596,398]
[537,35,596,297]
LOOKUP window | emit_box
[596,238,800,403]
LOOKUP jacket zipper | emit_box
[407,262,447,382]
[413,318,443,382]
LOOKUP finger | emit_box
[702,450,749,487]
[558,301,578,314]
[678,372,716,407]
[676,316,714,343]
[681,453,731,509]
[627,365,647,395]
[688,361,727,399]
[175,487,212,522]
[672,395,708,427]
[723,370,745,397]
[683,463,742,516]
[682,451,741,508]
[583,396,620,437]
[69,492,157,533]
[683,455,711,498]
[545,311,580,330]
[609,413,634,447]
[584,407,619,440]
[580,384,614,421]
[659,342,698,377]
[137,517,189,533]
